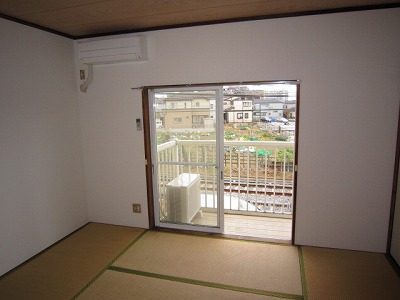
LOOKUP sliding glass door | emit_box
[147,81,298,241]
[149,87,224,233]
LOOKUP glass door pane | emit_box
[151,88,223,231]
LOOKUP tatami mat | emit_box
[0,223,144,300]
[302,246,400,300]
[112,231,303,298]
[78,269,286,300]
[3,223,398,300]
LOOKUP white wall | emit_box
[0,19,88,275]
[77,8,400,252]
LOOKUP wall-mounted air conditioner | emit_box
[77,35,147,65]
[76,35,147,92]
[166,173,201,223]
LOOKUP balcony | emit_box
[156,139,295,240]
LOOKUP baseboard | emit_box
[385,253,400,277]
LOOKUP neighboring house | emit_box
[154,98,166,128]
[254,98,285,119]
[283,100,297,119]
[162,94,213,129]
[223,97,253,123]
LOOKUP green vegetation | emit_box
[157,124,293,144]
[223,124,284,142]
[274,135,288,141]
[277,148,294,162]
[157,132,171,144]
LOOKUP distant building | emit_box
[283,100,296,119]
[155,92,215,129]
[255,99,283,119]
[223,97,253,123]
[253,91,296,120]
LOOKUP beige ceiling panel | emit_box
[57,0,398,36]
[1,0,398,37]
[8,0,276,25]
[7,0,395,27]
[0,0,105,17]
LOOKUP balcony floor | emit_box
[192,212,292,242]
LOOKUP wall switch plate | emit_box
[136,118,142,131]
[132,203,141,213]
[80,69,85,80]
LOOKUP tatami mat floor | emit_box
[0,223,399,300]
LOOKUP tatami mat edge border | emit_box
[109,266,303,300]
[71,229,148,299]
[153,228,294,246]
[298,246,308,300]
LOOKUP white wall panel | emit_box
[77,9,400,252]
[0,19,88,276]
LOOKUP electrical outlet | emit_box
[132,204,141,213]
[80,69,85,80]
